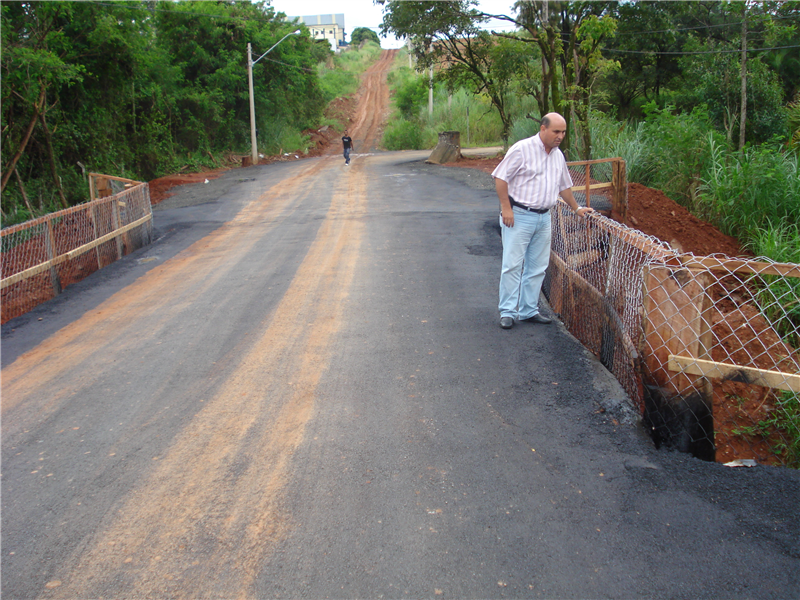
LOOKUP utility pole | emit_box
[247,30,301,166]
[739,6,747,150]
[247,42,258,165]
[428,65,434,116]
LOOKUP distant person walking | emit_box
[342,131,353,165]
[492,112,594,330]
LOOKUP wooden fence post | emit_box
[90,203,103,269]
[110,198,123,260]
[44,218,62,296]
[612,160,628,223]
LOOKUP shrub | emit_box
[382,118,430,150]
[701,139,800,245]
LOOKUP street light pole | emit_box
[248,42,258,166]
[248,30,301,166]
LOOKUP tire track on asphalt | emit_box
[1,160,329,424]
[37,159,369,599]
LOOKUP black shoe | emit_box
[499,316,514,329]
[520,313,552,324]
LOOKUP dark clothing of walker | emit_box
[342,135,353,165]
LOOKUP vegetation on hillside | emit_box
[0,0,336,226]
[350,27,381,47]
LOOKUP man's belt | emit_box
[509,196,549,214]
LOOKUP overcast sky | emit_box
[268,0,522,48]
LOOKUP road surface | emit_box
[2,51,799,600]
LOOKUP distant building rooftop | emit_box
[288,14,345,29]
[287,14,347,51]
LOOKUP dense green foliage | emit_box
[380,1,798,256]
[350,27,381,47]
[383,55,522,150]
[1,0,329,225]
[317,41,382,105]
[381,0,798,153]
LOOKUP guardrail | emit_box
[545,199,800,467]
[1,174,153,323]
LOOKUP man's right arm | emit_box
[495,177,514,228]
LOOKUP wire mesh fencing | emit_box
[1,175,153,323]
[566,157,628,222]
[545,203,800,468]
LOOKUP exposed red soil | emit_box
[149,168,230,205]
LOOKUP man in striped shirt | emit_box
[492,113,593,330]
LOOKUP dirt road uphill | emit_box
[345,49,396,154]
[2,51,799,599]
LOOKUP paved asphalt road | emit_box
[2,151,798,599]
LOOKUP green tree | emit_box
[350,27,380,47]
[679,42,787,146]
[381,0,532,147]
[2,0,331,223]
[598,1,687,117]
[562,13,618,159]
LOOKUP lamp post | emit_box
[248,30,301,165]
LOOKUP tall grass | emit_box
[317,41,383,102]
[258,119,311,156]
[382,84,508,150]
[701,138,800,247]
[588,111,655,185]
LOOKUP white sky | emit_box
[268,0,521,49]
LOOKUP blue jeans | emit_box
[344,147,351,164]
[499,208,552,319]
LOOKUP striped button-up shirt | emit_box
[491,134,573,210]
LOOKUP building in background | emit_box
[288,14,346,52]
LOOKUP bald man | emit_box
[492,113,593,330]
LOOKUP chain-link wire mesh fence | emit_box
[545,172,800,467]
[641,257,800,467]
[2,175,153,323]
[565,157,628,222]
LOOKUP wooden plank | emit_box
[669,355,800,393]
[679,256,800,279]
[550,250,639,360]
[569,182,614,191]
[44,219,62,296]
[1,214,153,289]
[584,163,591,208]
[111,197,123,259]
[696,283,715,399]
[570,249,604,269]
[88,172,143,185]
[612,159,628,223]
[567,157,623,167]
[90,204,103,269]
[606,221,674,261]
